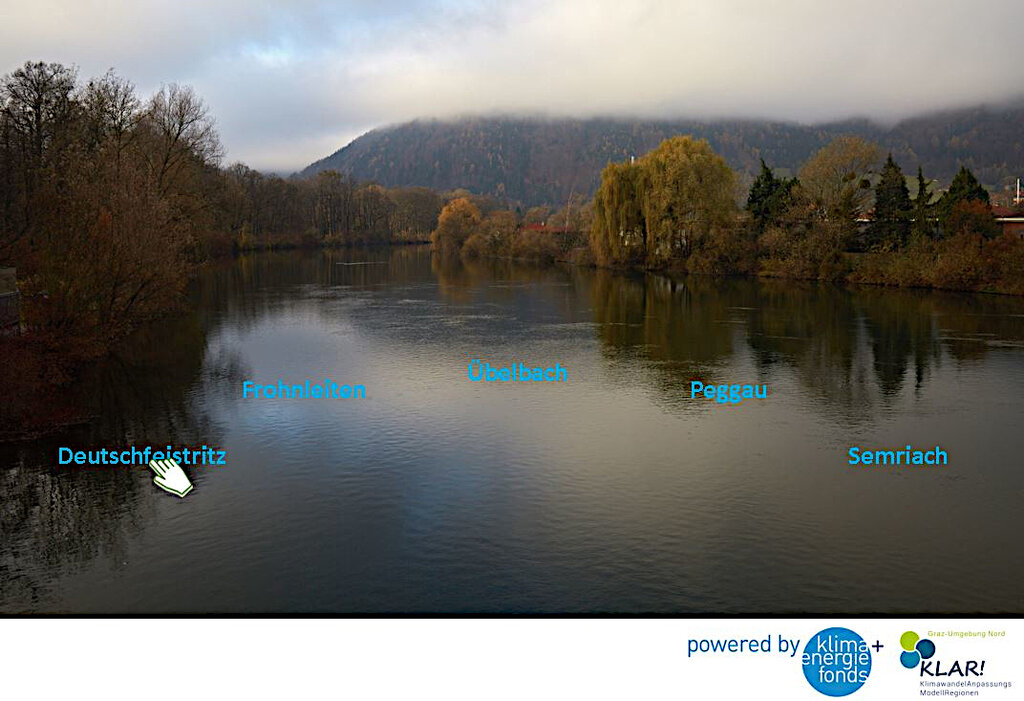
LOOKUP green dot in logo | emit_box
[900,631,920,652]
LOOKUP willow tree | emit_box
[591,160,645,266]
[639,136,737,268]
[591,137,737,268]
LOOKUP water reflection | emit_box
[0,303,219,611]
[2,247,1023,613]
[586,269,1024,420]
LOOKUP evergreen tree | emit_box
[911,166,934,239]
[745,159,797,235]
[868,154,911,248]
[938,165,989,233]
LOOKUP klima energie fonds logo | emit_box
[802,627,872,696]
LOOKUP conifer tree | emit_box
[868,154,911,248]
[746,159,797,235]
[911,166,934,239]
[939,165,990,233]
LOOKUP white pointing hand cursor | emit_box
[148,458,194,498]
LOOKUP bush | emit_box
[758,221,847,281]
[569,246,596,267]
[930,233,985,290]
[980,233,1024,294]
[511,229,560,263]
[944,200,999,240]
[461,232,490,259]
[686,227,757,276]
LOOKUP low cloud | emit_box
[2,0,1021,172]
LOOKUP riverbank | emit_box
[6,234,1023,442]
[555,230,1024,297]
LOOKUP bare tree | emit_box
[145,83,223,196]
[0,61,78,255]
[80,70,141,166]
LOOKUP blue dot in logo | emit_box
[802,627,872,696]
[901,650,921,669]
[916,639,936,660]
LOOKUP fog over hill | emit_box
[302,105,1024,206]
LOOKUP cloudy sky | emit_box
[2,0,1021,172]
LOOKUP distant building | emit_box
[991,206,1024,239]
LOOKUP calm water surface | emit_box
[3,246,1023,613]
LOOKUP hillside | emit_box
[302,108,1024,206]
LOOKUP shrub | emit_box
[511,229,560,263]
[930,233,985,290]
[461,232,490,259]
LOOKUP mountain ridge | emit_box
[302,107,1024,206]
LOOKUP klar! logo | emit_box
[899,631,987,677]
[899,631,935,668]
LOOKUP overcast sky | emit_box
[2,0,1022,172]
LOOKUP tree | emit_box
[911,166,935,240]
[479,210,518,252]
[144,83,222,197]
[0,61,79,256]
[80,70,141,164]
[0,61,78,168]
[387,187,443,242]
[640,136,737,267]
[938,166,990,234]
[746,159,797,235]
[590,137,738,268]
[431,197,481,256]
[522,205,551,226]
[312,170,354,242]
[868,154,911,249]
[799,136,880,246]
[946,200,999,240]
[352,183,394,244]
[590,160,645,266]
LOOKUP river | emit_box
[2,245,1022,613]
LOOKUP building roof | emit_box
[992,205,1023,217]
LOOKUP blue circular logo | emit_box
[801,627,872,696]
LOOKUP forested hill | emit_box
[302,107,1024,206]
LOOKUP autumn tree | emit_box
[431,197,481,256]
[481,210,518,251]
[591,137,738,269]
[640,136,737,267]
[938,166,990,235]
[352,183,394,244]
[312,170,355,242]
[522,205,552,226]
[547,192,588,230]
[799,136,879,247]
[387,187,443,242]
[946,200,999,240]
[591,160,645,266]
[0,63,198,342]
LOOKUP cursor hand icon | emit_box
[148,458,194,498]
